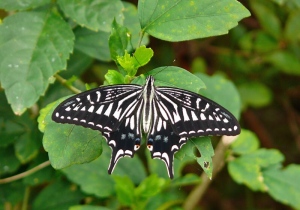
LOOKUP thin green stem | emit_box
[183,136,238,210]
[54,74,81,94]
[0,161,51,184]
[137,31,145,48]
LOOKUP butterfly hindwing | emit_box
[105,100,143,174]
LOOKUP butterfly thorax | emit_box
[142,76,155,133]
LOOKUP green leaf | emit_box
[0,0,50,10]
[194,137,214,179]
[0,146,20,175]
[62,145,146,197]
[70,206,111,210]
[117,46,153,76]
[196,73,241,118]
[170,173,201,187]
[284,10,300,42]
[74,27,111,61]
[175,137,214,178]
[265,51,300,76]
[109,19,130,61]
[15,127,40,164]
[230,129,260,155]
[32,180,84,210]
[135,174,166,198]
[113,176,135,206]
[238,82,273,109]
[41,98,103,169]
[250,1,281,39]
[105,70,125,84]
[138,0,250,41]
[0,10,74,115]
[57,0,124,32]
[146,66,206,93]
[228,149,284,191]
[263,164,300,209]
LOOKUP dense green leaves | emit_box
[1,0,299,209]
[0,10,74,115]
[138,0,250,41]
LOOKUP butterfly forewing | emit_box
[155,87,240,137]
[52,85,142,132]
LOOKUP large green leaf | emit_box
[32,180,84,210]
[0,10,74,115]
[62,144,146,198]
[263,164,300,209]
[228,148,284,191]
[284,10,300,42]
[40,99,103,169]
[138,0,250,41]
[230,129,259,155]
[0,0,50,10]
[57,0,124,32]
[70,206,111,210]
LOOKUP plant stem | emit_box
[54,74,81,94]
[183,136,238,210]
[22,187,30,210]
[0,161,51,184]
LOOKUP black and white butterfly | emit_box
[52,75,240,178]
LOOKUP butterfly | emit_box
[52,75,240,178]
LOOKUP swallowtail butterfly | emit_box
[52,76,240,178]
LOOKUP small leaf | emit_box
[0,10,74,115]
[109,19,130,61]
[285,9,300,42]
[138,0,250,41]
[57,0,124,32]
[250,1,281,39]
[194,137,214,179]
[105,70,125,85]
[265,51,300,76]
[238,82,273,109]
[230,129,260,155]
[263,164,300,209]
[135,174,166,198]
[113,176,135,206]
[117,46,153,76]
[32,180,84,210]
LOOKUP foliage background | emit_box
[0,0,300,210]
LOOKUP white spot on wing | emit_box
[88,106,94,112]
[104,103,113,116]
[162,153,170,166]
[200,113,206,120]
[191,111,198,121]
[96,105,104,114]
